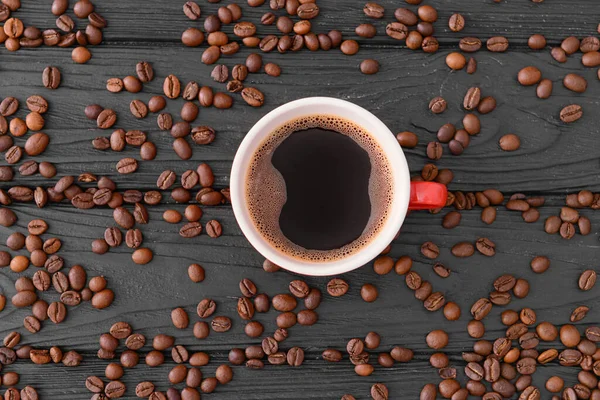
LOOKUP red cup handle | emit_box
[409,181,448,210]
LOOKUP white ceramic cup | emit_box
[231,97,445,276]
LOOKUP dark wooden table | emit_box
[1,0,599,398]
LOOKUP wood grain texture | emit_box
[0,0,599,398]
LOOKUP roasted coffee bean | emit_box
[47,301,66,323]
[211,316,232,332]
[97,109,117,129]
[463,87,481,110]
[325,278,348,297]
[383,21,407,41]
[471,298,492,320]
[487,36,509,52]
[518,66,542,86]
[452,242,475,257]
[241,87,265,107]
[42,66,62,89]
[418,287,442,308]
[560,104,583,123]
[564,73,588,93]
[163,74,181,99]
[429,97,447,114]
[459,37,482,52]
[433,263,451,278]
[421,241,439,259]
[579,270,597,291]
[130,100,148,119]
[396,131,418,148]
[476,238,495,256]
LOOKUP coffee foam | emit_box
[245,115,394,262]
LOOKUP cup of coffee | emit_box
[231,97,447,276]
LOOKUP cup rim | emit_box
[230,97,410,276]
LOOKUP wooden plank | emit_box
[0,0,599,398]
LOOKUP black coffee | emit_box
[246,115,393,262]
[272,128,371,250]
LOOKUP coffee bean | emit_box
[104,381,126,398]
[564,73,588,93]
[429,97,447,114]
[42,66,61,89]
[404,271,422,290]
[286,346,304,367]
[433,263,451,278]
[426,141,443,160]
[579,270,597,291]
[115,157,137,174]
[213,92,233,109]
[518,66,542,86]
[327,278,349,296]
[322,349,342,362]
[560,103,584,123]
[534,78,554,99]
[181,27,204,47]
[371,383,389,400]
[463,87,481,110]
[526,256,550,275]
[241,87,264,107]
[487,36,509,52]
[240,278,257,297]
[421,241,439,259]
[211,316,232,332]
[561,36,580,55]
[123,75,143,93]
[360,59,379,75]
[498,134,520,151]
[452,241,474,257]
[26,95,48,114]
[47,301,66,323]
[72,46,92,64]
[471,298,492,320]
[361,284,378,302]
[396,131,418,148]
[550,46,567,63]
[129,99,148,119]
[426,330,448,350]
[0,97,18,117]
[526,34,546,50]
[95,109,117,130]
[466,57,477,74]
[340,39,359,55]
[446,52,466,70]
[424,291,445,311]
[460,37,481,52]
[163,74,181,99]
[448,13,465,32]
[297,2,318,19]
[386,22,407,40]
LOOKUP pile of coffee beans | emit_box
[544,191,597,239]
[179,0,443,77]
[0,0,106,62]
[520,33,600,123]
[504,193,545,223]
[323,332,413,383]
[400,87,501,163]
[92,63,231,164]
[419,268,600,400]
[0,215,115,332]
[1,333,81,397]
[155,167,224,239]
[0,95,53,177]
[86,321,235,398]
